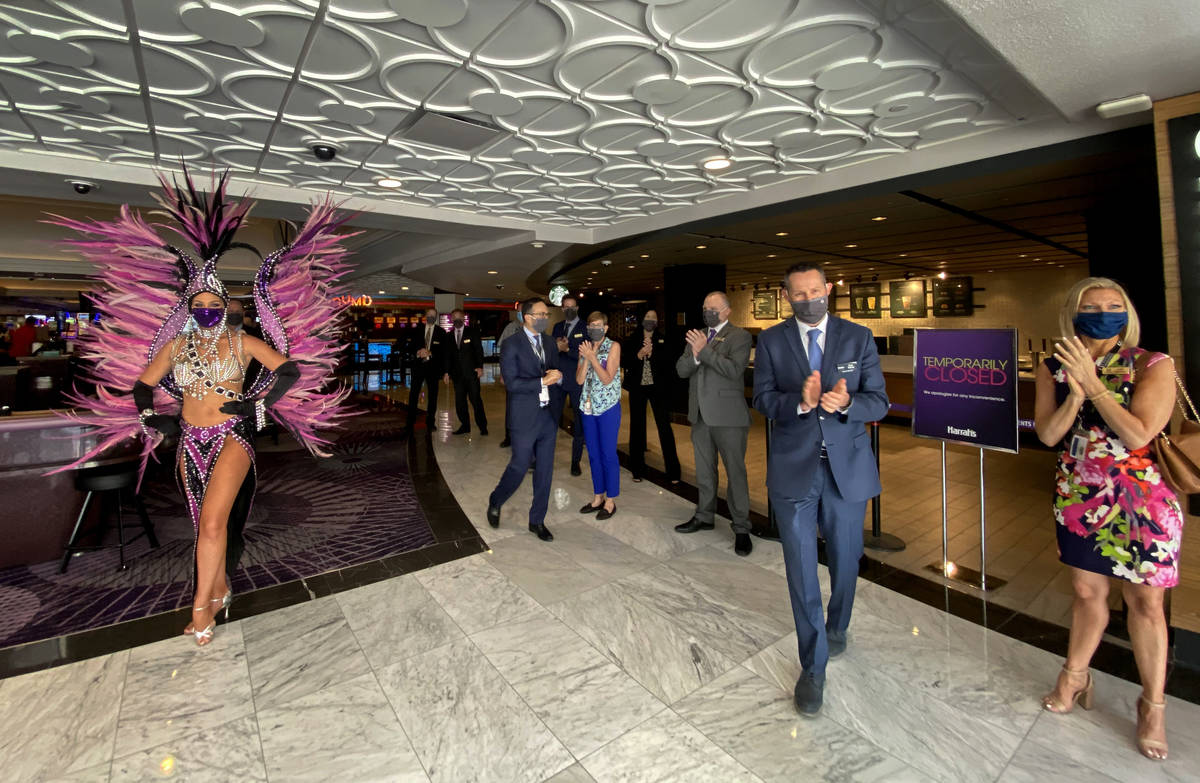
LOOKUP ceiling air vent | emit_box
[398,110,503,153]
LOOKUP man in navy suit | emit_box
[753,262,888,717]
[552,295,587,475]
[487,297,564,542]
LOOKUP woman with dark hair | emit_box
[1035,276,1182,760]
[621,308,681,483]
[576,311,622,519]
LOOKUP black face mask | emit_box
[702,309,721,329]
[642,320,657,332]
[452,318,464,329]
[226,311,244,329]
[790,296,828,325]
[563,307,578,321]
[587,327,606,343]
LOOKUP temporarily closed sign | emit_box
[912,328,1019,453]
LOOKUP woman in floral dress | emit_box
[1035,277,1182,761]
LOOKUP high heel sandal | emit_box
[210,588,232,621]
[1041,665,1094,713]
[190,606,215,647]
[1136,695,1168,761]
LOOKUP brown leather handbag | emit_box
[1156,371,1200,495]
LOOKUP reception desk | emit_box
[0,411,137,568]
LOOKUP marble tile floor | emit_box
[5,398,1196,781]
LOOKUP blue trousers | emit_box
[489,406,558,527]
[581,404,621,498]
[771,458,866,676]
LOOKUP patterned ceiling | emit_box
[0,0,1055,234]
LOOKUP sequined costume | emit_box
[48,167,357,592]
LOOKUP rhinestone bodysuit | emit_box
[172,325,246,402]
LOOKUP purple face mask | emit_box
[191,307,225,328]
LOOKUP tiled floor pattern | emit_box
[2,409,1196,782]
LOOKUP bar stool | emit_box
[59,460,160,573]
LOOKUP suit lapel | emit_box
[782,319,811,376]
[821,316,841,379]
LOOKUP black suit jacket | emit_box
[552,318,586,391]
[447,325,484,378]
[621,330,675,392]
[408,323,451,375]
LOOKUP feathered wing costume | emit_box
[47,169,356,577]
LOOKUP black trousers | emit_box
[407,360,440,427]
[453,372,487,430]
[628,384,681,480]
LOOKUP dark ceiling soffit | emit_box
[898,189,1088,258]
[543,125,1148,284]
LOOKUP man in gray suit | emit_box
[674,291,754,556]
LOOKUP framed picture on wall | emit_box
[889,279,928,318]
[932,276,974,316]
[849,282,882,318]
[753,289,779,320]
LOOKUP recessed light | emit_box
[627,265,636,269]
[845,243,858,248]
[836,279,845,286]
[775,231,788,237]
[487,270,498,275]
[937,272,947,279]
[1019,254,1027,258]
[377,177,402,188]
[702,157,732,171]
[378,289,385,294]
[531,242,545,248]
[696,244,707,249]
[871,216,887,221]
[401,286,409,290]
[640,254,649,258]
[767,254,776,258]
[898,253,907,257]
[1035,258,1042,261]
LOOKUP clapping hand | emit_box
[1053,336,1104,398]
[579,341,596,361]
[802,371,821,411]
[543,369,562,386]
[416,348,430,360]
[685,329,707,357]
[820,378,850,413]
[556,337,569,352]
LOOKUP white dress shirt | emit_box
[794,313,850,415]
[693,319,729,364]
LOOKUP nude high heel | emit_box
[1136,695,1168,761]
[1041,665,1094,713]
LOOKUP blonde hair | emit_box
[1058,277,1140,348]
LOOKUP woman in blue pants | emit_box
[576,311,622,520]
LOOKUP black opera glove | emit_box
[133,380,180,438]
[219,361,301,429]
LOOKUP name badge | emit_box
[463,338,472,343]
[572,333,583,339]
[656,339,664,344]
[1069,433,1089,459]
[1100,366,1125,376]
[836,361,858,373]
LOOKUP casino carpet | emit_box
[0,411,434,649]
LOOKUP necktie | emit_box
[707,328,716,343]
[808,328,822,371]
[533,337,545,367]
[456,328,462,347]
[425,326,432,351]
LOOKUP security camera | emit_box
[69,180,95,195]
[600,259,612,266]
[310,141,340,161]
[495,284,505,291]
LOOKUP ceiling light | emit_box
[767,254,776,258]
[377,177,402,188]
[598,291,604,296]
[1096,93,1152,119]
[627,265,635,269]
[401,286,409,290]
[775,231,788,236]
[696,244,707,249]
[836,279,844,286]
[702,157,732,171]
[640,254,649,258]
[871,216,887,221]
[1019,254,1027,258]
[845,243,858,248]
[487,270,498,275]
[898,253,907,257]
[531,241,544,248]
[378,289,385,294]
[1035,258,1042,261]
[938,272,947,279]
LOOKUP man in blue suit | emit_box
[753,262,888,716]
[487,297,564,542]
[552,295,587,475]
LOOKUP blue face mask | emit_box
[1073,311,1128,339]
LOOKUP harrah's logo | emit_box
[922,355,1008,385]
[947,425,978,438]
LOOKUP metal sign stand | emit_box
[925,444,1007,591]
[864,422,905,551]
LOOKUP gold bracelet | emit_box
[1087,389,1109,403]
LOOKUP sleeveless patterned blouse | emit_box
[580,337,621,416]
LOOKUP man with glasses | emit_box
[487,298,564,541]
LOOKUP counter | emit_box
[0,411,138,568]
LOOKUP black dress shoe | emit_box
[453,425,470,435]
[478,427,488,436]
[486,506,500,528]
[794,671,825,717]
[734,533,752,556]
[597,503,617,521]
[570,463,582,477]
[499,438,511,448]
[529,524,554,542]
[827,630,847,659]
[674,517,715,533]
[579,502,602,514]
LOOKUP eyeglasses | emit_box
[529,311,549,317]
